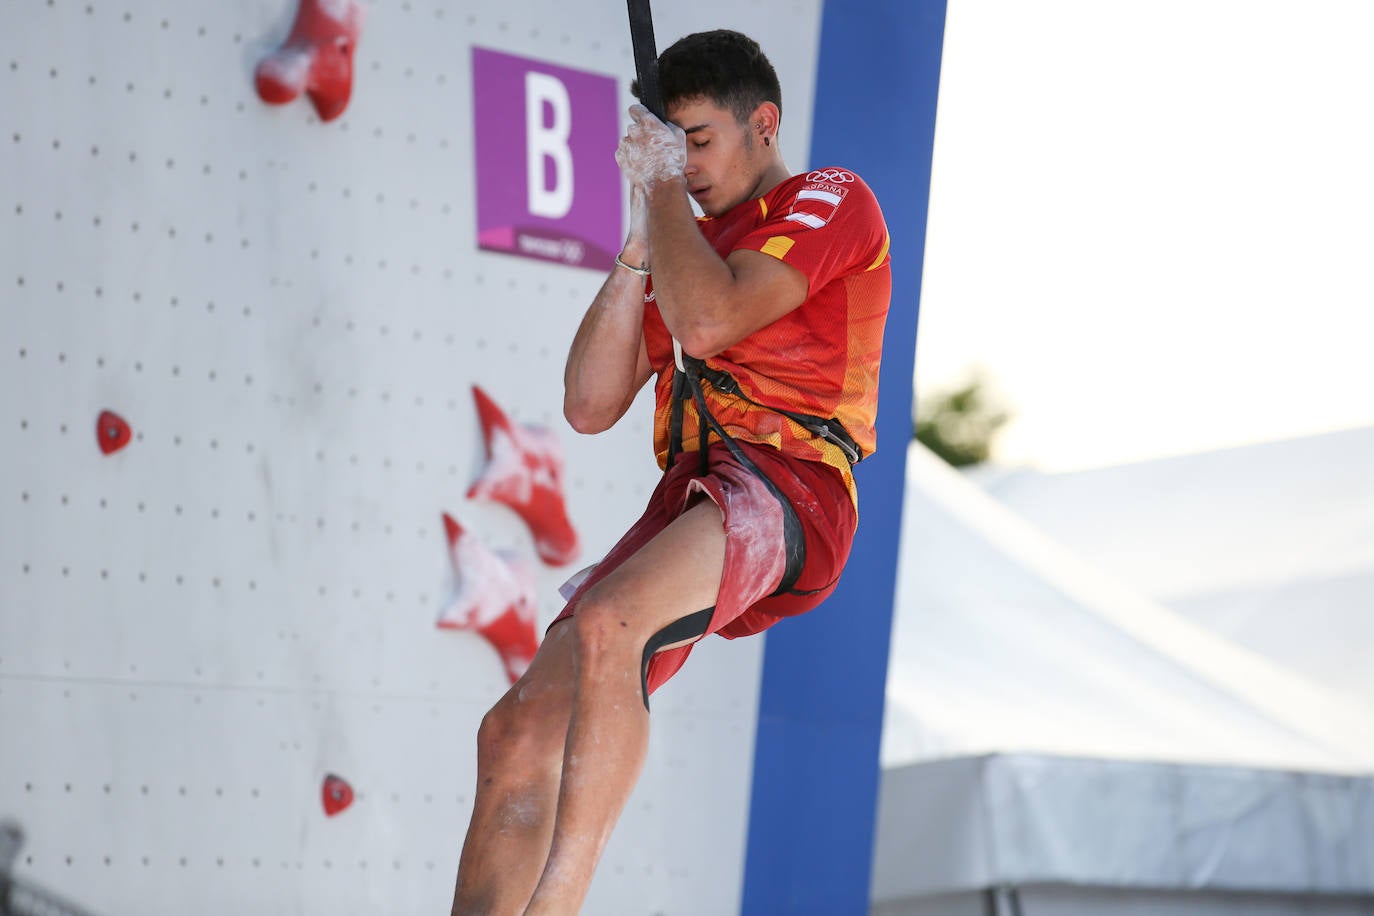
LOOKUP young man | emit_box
[451,29,890,916]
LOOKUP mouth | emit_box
[689,186,710,200]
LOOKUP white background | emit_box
[917,0,1374,470]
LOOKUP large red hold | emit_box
[255,0,363,122]
[466,386,580,567]
[437,513,540,684]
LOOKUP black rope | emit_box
[626,0,665,119]
[667,367,686,468]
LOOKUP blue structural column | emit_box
[742,2,947,913]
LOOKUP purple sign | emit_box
[473,47,622,271]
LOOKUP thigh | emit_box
[573,498,727,646]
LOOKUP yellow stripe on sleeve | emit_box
[865,232,891,271]
[758,198,769,219]
[760,236,795,260]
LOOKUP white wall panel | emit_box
[0,0,821,913]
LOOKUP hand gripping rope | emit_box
[625,1,864,709]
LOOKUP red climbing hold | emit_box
[438,512,540,684]
[322,773,354,817]
[466,386,580,567]
[255,0,363,123]
[96,410,132,455]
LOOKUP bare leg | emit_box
[452,623,577,916]
[524,500,727,915]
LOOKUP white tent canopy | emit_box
[972,425,1374,708]
[882,441,1374,773]
[873,441,1374,915]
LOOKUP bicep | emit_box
[698,249,808,357]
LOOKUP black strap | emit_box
[666,358,863,466]
[698,364,864,465]
[695,372,710,477]
[667,366,686,468]
[640,607,715,711]
[626,0,665,120]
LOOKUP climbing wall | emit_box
[0,1,821,914]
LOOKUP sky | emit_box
[914,0,1374,472]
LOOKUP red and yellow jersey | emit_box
[642,167,892,504]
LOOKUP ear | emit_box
[748,101,781,145]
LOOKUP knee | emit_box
[569,589,640,670]
[475,688,565,775]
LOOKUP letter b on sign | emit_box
[526,72,573,219]
[474,48,620,270]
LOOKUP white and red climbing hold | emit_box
[255,0,364,123]
[437,512,540,685]
[466,386,580,567]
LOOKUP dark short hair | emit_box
[632,29,782,124]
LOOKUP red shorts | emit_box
[552,439,858,694]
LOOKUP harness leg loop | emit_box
[639,607,714,711]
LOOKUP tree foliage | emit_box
[914,373,1011,467]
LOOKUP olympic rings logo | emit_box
[806,169,855,183]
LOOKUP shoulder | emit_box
[797,167,879,206]
[768,167,883,224]
[758,167,884,243]
[798,167,871,188]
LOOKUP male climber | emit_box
[451,29,891,915]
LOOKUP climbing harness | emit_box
[665,347,863,598]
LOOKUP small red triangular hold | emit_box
[322,773,354,817]
[96,410,132,455]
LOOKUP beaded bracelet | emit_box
[614,253,651,277]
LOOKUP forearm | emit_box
[644,178,740,357]
[563,264,649,434]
